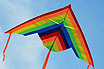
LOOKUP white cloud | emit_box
[0,57,9,69]
[0,0,33,28]
[0,28,5,40]
[0,0,46,69]
[0,27,6,57]
[10,35,43,69]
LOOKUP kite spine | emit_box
[42,8,69,69]
[42,24,62,69]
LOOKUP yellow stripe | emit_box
[53,41,60,52]
[43,41,59,52]
[43,41,53,46]
[65,15,88,62]
[14,14,66,33]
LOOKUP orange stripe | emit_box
[55,36,64,51]
[6,6,69,33]
[40,32,58,40]
[42,36,56,43]
[67,8,91,63]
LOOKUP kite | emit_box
[3,5,95,69]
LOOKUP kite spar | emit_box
[3,5,95,69]
[42,24,63,69]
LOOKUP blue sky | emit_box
[0,0,103,69]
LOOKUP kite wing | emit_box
[4,5,94,69]
[62,5,94,68]
[5,5,69,35]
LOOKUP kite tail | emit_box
[3,33,12,61]
[42,50,51,69]
[87,64,95,69]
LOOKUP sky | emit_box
[0,0,104,69]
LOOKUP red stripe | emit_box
[57,33,66,50]
[40,32,58,40]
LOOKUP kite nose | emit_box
[59,23,63,31]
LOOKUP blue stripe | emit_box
[24,24,60,36]
[61,25,79,58]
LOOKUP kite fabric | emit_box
[3,5,94,69]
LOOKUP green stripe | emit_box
[18,19,64,34]
[63,19,84,60]
[44,41,53,46]
[43,41,59,52]
[46,46,56,52]
[43,41,56,52]
[53,41,60,52]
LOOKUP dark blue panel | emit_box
[38,27,60,37]
[61,25,79,58]
[60,29,70,49]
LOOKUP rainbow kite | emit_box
[3,5,94,69]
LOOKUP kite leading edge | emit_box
[3,5,95,69]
